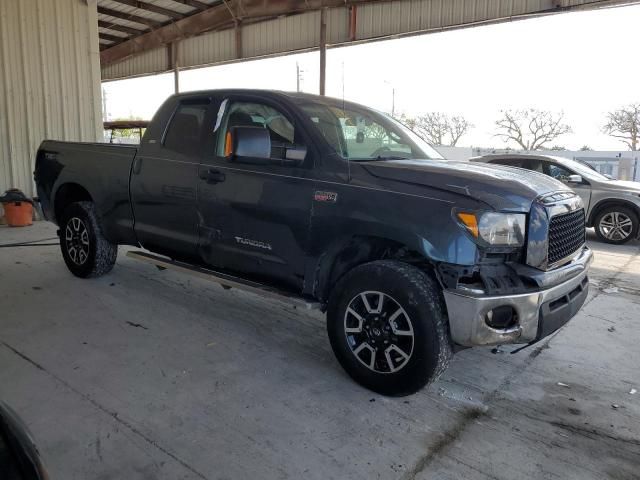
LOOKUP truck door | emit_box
[197,97,314,291]
[130,96,215,260]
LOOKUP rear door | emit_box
[130,96,215,259]
[197,96,315,290]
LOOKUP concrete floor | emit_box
[1,222,638,480]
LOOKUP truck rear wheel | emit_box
[327,260,453,396]
[59,201,117,278]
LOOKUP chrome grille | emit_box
[548,209,585,266]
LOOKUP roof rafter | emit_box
[168,0,211,10]
[101,0,371,65]
[99,32,126,42]
[98,19,147,35]
[97,6,164,28]
[98,32,126,42]
[109,0,186,20]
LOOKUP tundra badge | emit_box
[234,236,272,250]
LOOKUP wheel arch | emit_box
[311,235,436,306]
[588,198,640,227]
[53,183,93,224]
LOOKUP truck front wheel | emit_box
[327,260,453,396]
[59,201,117,278]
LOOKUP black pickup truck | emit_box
[35,90,593,395]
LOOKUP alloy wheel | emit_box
[343,291,414,374]
[65,217,90,265]
[599,212,633,241]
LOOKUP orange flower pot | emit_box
[3,201,33,227]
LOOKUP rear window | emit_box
[164,103,209,156]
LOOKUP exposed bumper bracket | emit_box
[443,247,593,347]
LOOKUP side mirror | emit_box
[285,145,307,164]
[227,126,271,163]
[566,174,583,184]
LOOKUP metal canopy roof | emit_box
[98,0,223,49]
[99,0,640,81]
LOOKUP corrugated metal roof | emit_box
[0,0,102,197]
[100,0,636,81]
[97,0,223,49]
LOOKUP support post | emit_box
[348,5,357,41]
[171,42,180,93]
[235,20,243,59]
[319,8,327,96]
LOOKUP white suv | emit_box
[473,154,640,244]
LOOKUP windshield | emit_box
[299,100,443,161]
[559,158,610,181]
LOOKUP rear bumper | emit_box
[443,247,593,347]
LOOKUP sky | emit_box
[103,4,640,151]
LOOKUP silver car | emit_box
[473,154,640,244]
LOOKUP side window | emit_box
[523,160,544,172]
[492,159,523,168]
[163,102,209,157]
[545,162,573,181]
[218,101,296,160]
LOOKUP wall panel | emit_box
[0,0,102,197]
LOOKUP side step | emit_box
[126,250,321,311]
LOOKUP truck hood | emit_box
[360,159,571,211]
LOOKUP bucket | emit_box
[2,201,33,227]
[0,189,34,227]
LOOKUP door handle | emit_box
[199,169,226,184]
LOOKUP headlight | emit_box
[456,211,526,247]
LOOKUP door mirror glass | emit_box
[567,174,583,184]
[285,145,307,164]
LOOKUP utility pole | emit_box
[391,87,395,117]
[101,87,108,121]
[296,62,301,92]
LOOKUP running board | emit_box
[126,251,321,310]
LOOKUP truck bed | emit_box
[35,140,139,245]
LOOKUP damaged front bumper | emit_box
[443,247,593,347]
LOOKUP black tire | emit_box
[327,260,453,396]
[59,201,117,278]
[594,205,639,245]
